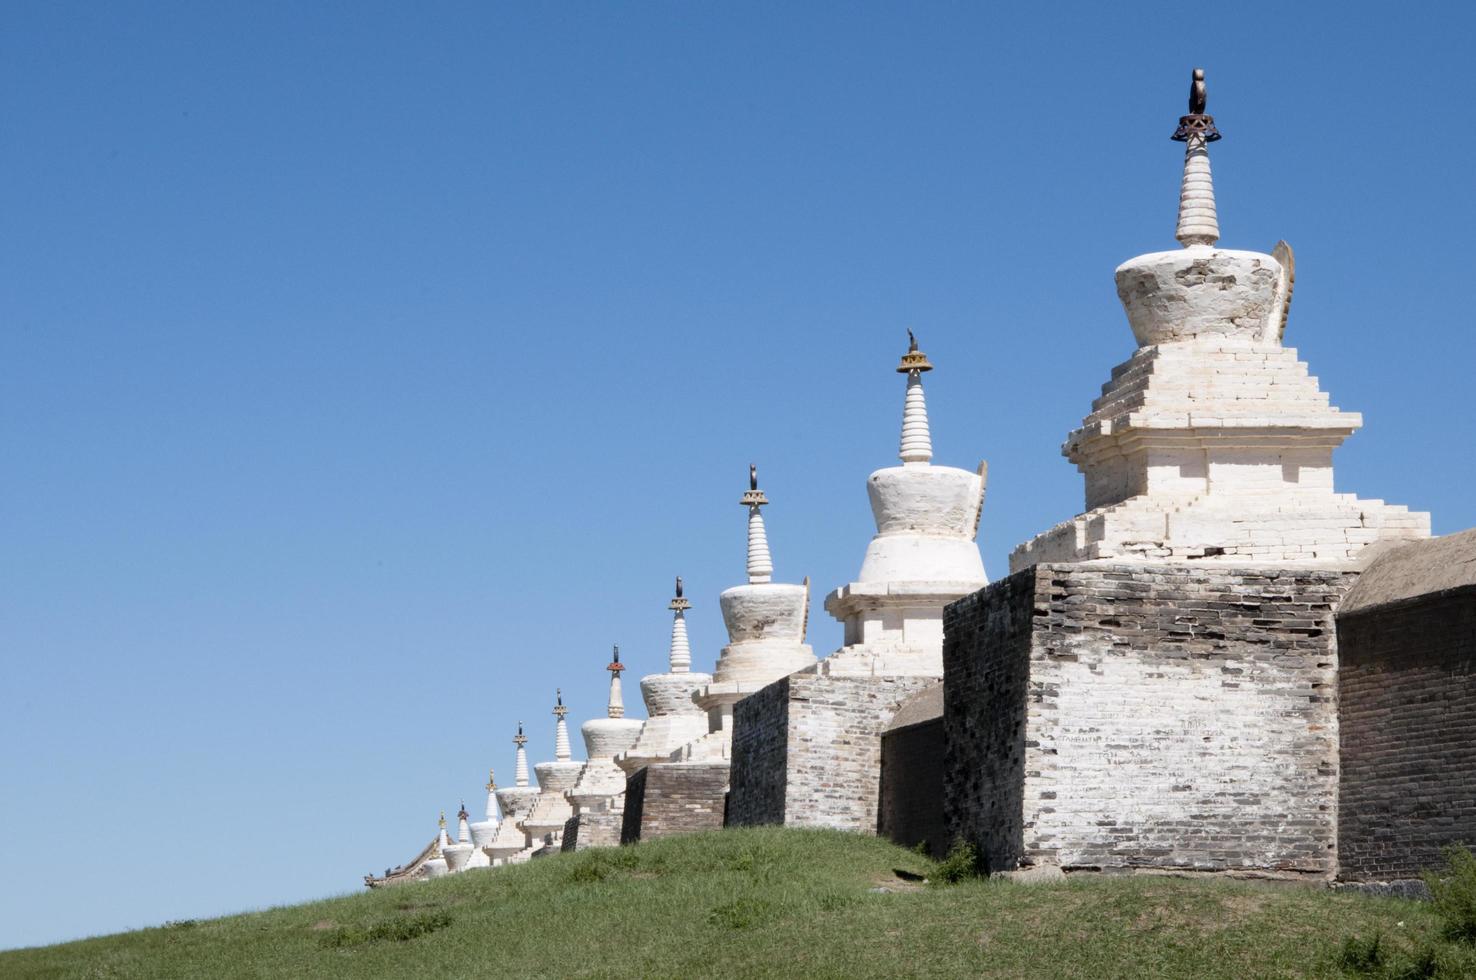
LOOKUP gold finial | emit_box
[438,810,446,830]
[670,575,691,612]
[897,330,933,374]
[486,768,496,792]
[740,463,769,507]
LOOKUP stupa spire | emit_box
[553,690,572,761]
[436,810,449,849]
[483,769,502,824]
[1172,68,1221,247]
[606,645,626,718]
[742,464,773,584]
[512,722,530,786]
[896,330,934,464]
[668,576,692,673]
[456,802,471,843]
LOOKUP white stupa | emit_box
[816,334,988,677]
[566,647,645,813]
[486,722,541,864]
[674,466,816,761]
[465,770,502,869]
[519,692,582,849]
[421,812,451,879]
[441,803,475,873]
[1012,69,1428,570]
[616,578,713,773]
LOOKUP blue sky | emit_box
[3,1,1473,950]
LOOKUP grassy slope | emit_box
[0,828,1455,979]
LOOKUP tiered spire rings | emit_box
[668,576,692,672]
[552,690,571,760]
[897,330,934,465]
[512,722,529,786]
[606,645,626,718]
[742,465,773,584]
[1172,68,1221,247]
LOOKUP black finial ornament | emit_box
[907,328,917,352]
[1171,68,1221,142]
[675,576,683,598]
[749,463,758,491]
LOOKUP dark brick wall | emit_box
[943,569,1037,873]
[879,716,946,858]
[727,676,791,827]
[1338,585,1476,880]
[621,763,730,844]
[561,812,622,852]
[946,563,1352,876]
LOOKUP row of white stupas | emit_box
[367,68,1429,884]
[366,330,990,885]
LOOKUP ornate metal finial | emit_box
[670,575,691,612]
[438,810,446,829]
[607,644,624,673]
[1172,68,1220,142]
[897,329,933,374]
[458,801,468,820]
[513,721,526,747]
[740,463,769,507]
[553,689,567,719]
[486,768,496,791]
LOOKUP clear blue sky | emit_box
[3,0,1472,951]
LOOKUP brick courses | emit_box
[620,764,730,844]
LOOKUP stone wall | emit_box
[1337,530,1476,882]
[878,685,946,858]
[729,671,938,832]
[621,763,730,844]
[945,563,1353,876]
[560,812,623,852]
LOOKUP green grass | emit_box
[3,828,1470,979]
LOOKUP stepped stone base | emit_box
[561,812,623,852]
[727,671,939,832]
[621,763,729,844]
[944,562,1354,877]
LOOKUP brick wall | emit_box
[621,763,730,844]
[946,563,1352,876]
[1338,585,1476,880]
[879,716,946,857]
[561,812,622,852]
[729,671,938,832]
[727,677,791,827]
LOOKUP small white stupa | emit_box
[675,466,816,761]
[486,722,541,864]
[817,334,988,677]
[465,770,502,869]
[617,578,713,773]
[566,647,645,813]
[441,803,475,873]
[422,812,451,879]
[1012,69,1428,570]
[520,692,582,849]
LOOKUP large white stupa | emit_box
[616,578,713,773]
[566,648,644,813]
[674,467,815,761]
[1012,69,1428,570]
[519,692,582,849]
[485,723,541,864]
[816,334,988,677]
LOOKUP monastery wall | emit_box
[729,672,938,831]
[877,685,946,858]
[561,812,623,853]
[1336,530,1476,882]
[620,763,730,844]
[945,563,1353,877]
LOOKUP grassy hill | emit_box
[4,828,1472,979]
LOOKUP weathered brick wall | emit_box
[727,677,791,827]
[879,716,945,857]
[946,563,1352,876]
[728,671,938,832]
[621,763,730,844]
[561,811,622,852]
[1338,586,1476,880]
[943,571,1036,872]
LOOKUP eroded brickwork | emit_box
[879,716,945,858]
[561,812,622,852]
[946,563,1353,876]
[1337,586,1476,881]
[729,672,938,831]
[620,764,730,844]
